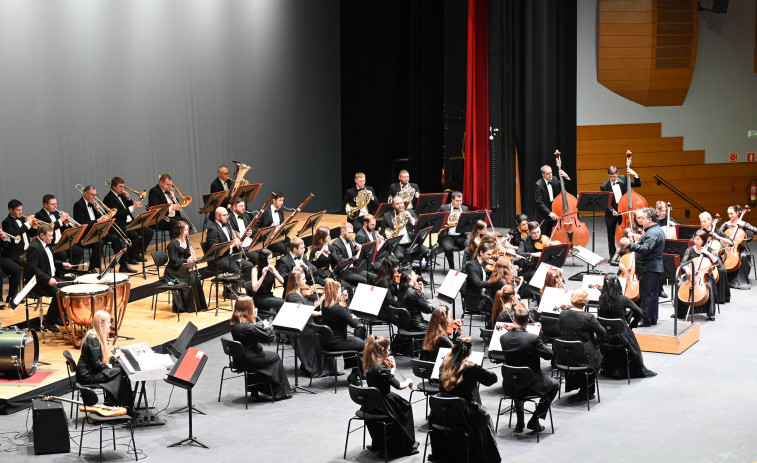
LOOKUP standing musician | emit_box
[533,164,570,237]
[209,164,232,197]
[227,197,258,263]
[619,207,665,326]
[438,191,469,270]
[332,222,368,287]
[387,169,420,209]
[103,177,153,265]
[383,195,429,267]
[147,173,187,232]
[276,237,318,286]
[255,191,288,255]
[73,185,133,273]
[355,214,383,246]
[721,204,757,289]
[343,172,379,231]
[656,201,678,239]
[609,210,645,266]
[517,221,545,283]
[25,224,73,332]
[463,242,494,317]
[700,211,732,304]
[205,207,253,297]
[35,194,84,265]
[600,165,641,259]
[506,213,530,250]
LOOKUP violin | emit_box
[533,235,561,250]
[615,150,648,245]
[587,284,603,291]
[724,206,750,272]
[300,285,325,297]
[550,150,589,247]
[445,317,464,335]
[383,355,407,381]
[393,272,401,284]
[552,304,572,312]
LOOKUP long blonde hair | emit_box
[88,310,112,361]
[363,335,390,373]
[322,278,341,307]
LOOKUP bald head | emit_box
[215,207,229,224]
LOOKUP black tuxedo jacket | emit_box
[387,182,420,207]
[533,177,561,224]
[34,208,68,233]
[147,184,170,208]
[256,206,284,229]
[355,227,380,245]
[73,197,106,238]
[342,186,379,216]
[464,258,489,305]
[210,177,232,195]
[206,220,235,247]
[383,209,417,240]
[228,211,253,235]
[25,238,65,287]
[599,175,641,227]
[276,252,316,284]
[499,327,555,395]
[439,204,469,214]
[103,190,136,228]
[332,237,358,262]
[1,215,34,261]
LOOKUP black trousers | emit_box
[510,377,559,424]
[0,257,22,300]
[639,271,661,324]
[124,227,155,259]
[53,244,84,265]
[437,234,467,269]
[605,216,619,258]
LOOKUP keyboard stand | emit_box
[133,380,165,427]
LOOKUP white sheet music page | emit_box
[488,322,542,352]
[438,270,467,299]
[349,284,387,316]
[272,302,313,332]
[431,347,485,379]
[529,262,557,289]
[537,286,572,313]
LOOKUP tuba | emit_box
[385,211,408,239]
[346,189,371,220]
[227,161,252,207]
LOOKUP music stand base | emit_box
[168,436,208,449]
[170,404,206,415]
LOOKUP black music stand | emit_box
[229,183,262,208]
[665,239,691,260]
[126,209,159,279]
[199,191,228,240]
[354,240,378,280]
[333,257,357,281]
[374,202,393,230]
[296,211,325,239]
[81,220,114,272]
[374,235,403,262]
[265,221,298,248]
[247,226,276,252]
[147,204,171,251]
[96,248,131,344]
[166,347,209,448]
[569,191,613,281]
[415,193,447,215]
[454,211,487,234]
[676,225,699,241]
[536,244,571,268]
[53,225,86,268]
[661,253,681,307]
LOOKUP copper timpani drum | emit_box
[0,328,39,378]
[75,273,131,331]
[57,284,110,347]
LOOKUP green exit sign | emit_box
[749,130,757,138]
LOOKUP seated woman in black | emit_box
[491,284,518,326]
[420,307,453,362]
[597,274,656,379]
[76,310,133,410]
[721,204,757,290]
[362,335,417,458]
[250,249,285,316]
[372,255,400,322]
[700,211,732,304]
[432,332,500,463]
[675,229,719,321]
[320,278,365,382]
[166,221,207,313]
[396,269,433,331]
[506,213,529,250]
[230,296,292,401]
[309,226,339,286]
[284,268,325,377]
[486,256,514,300]
[558,289,606,400]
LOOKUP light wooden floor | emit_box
[0,213,348,401]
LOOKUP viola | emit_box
[383,357,395,369]
[615,150,648,245]
[587,284,603,291]
[724,206,750,272]
[550,150,589,247]
[552,304,572,312]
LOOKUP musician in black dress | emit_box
[558,290,606,400]
[465,220,488,265]
[600,165,641,259]
[284,268,325,377]
[35,194,84,265]
[25,225,72,331]
[147,173,187,232]
[166,221,207,313]
[319,278,365,382]
[372,255,400,322]
[249,249,285,315]
[308,225,339,286]
[490,284,518,326]
[598,274,656,379]
[506,213,529,250]
[721,204,756,290]
[700,211,732,304]
[432,332,500,463]
[362,335,417,458]
[675,229,719,321]
[420,307,453,362]
[438,191,469,270]
[230,296,292,401]
[343,172,379,231]
[76,310,133,410]
[486,256,515,300]
[104,177,153,264]
[396,269,432,331]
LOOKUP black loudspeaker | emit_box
[32,399,70,455]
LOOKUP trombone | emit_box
[104,180,146,202]
[74,184,132,246]
[157,174,197,233]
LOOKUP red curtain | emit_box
[463,0,489,211]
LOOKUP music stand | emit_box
[676,224,699,240]
[81,220,114,272]
[198,241,232,265]
[568,245,607,282]
[435,269,467,319]
[272,302,318,394]
[296,211,325,239]
[166,347,209,448]
[265,221,298,247]
[229,183,262,207]
[665,239,691,260]
[333,257,357,279]
[661,253,681,308]
[247,226,276,252]
[199,191,228,215]
[569,191,613,281]
[126,209,159,279]
[53,225,86,267]
[374,202,393,229]
[454,211,487,234]
[348,283,389,333]
[415,193,447,215]
[96,248,131,344]
[147,204,171,251]
[375,235,403,262]
[536,244,571,268]
[354,240,378,280]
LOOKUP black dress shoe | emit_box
[638,322,652,327]
[527,422,545,433]
[659,290,668,298]
[514,422,525,433]
[136,255,148,263]
[42,321,60,333]
[119,265,137,273]
[608,260,619,267]
[126,257,139,265]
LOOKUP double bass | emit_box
[550,150,589,247]
[615,150,648,245]
[723,206,750,272]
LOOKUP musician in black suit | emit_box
[255,192,287,255]
[103,178,154,264]
[384,196,420,261]
[276,237,318,286]
[227,197,258,263]
[438,192,469,270]
[25,224,73,331]
[331,222,368,287]
[73,185,132,273]
[499,305,559,433]
[355,214,383,245]
[517,221,544,283]
[147,173,186,232]
[0,199,30,305]
[463,242,494,316]
[205,207,253,281]
[599,165,641,258]
[343,172,379,231]
[35,195,84,265]
[209,164,232,198]
[387,169,420,209]
[533,165,569,237]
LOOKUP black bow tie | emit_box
[87,203,94,208]
[612,182,619,186]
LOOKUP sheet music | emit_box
[437,270,467,300]
[349,284,388,317]
[272,302,313,333]
[582,275,628,302]
[571,246,606,267]
[431,347,484,379]
[529,262,557,289]
[537,286,572,313]
[13,276,36,308]
[488,322,542,352]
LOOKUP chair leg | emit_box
[344,418,352,459]
[548,404,554,434]
[78,417,85,456]
[382,422,388,463]
[130,423,138,461]
[625,349,630,385]
[99,424,103,461]
[244,371,249,410]
[422,428,431,462]
[586,373,591,411]
[113,426,117,449]
[218,366,226,402]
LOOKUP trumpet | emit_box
[0,228,21,244]
[157,174,197,233]
[56,210,81,227]
[74,184,131,246]
[104,180,146,201]
[26,216,53,228]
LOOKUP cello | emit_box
[550,150,589,247]
[677,255,713,308]
[724,206,750,272]
[619,250,640,301]
[615,150,648,245]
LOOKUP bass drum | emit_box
[0,329,39,378]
